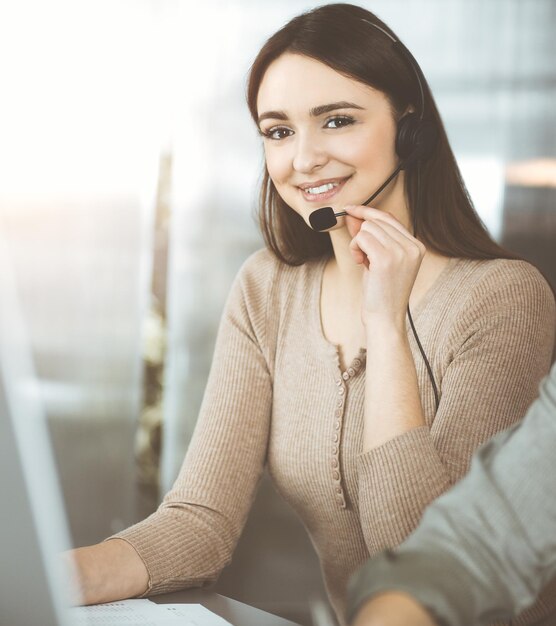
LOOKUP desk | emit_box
[151,589,302,626]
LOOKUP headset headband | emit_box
[360,19,426,122]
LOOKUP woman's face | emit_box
[256,53,403,229]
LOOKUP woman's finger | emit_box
[353,231,409,274]
[344,214,364,239]
[360,219,425,258]
[344,205,414,241]
[350,222,408,270]
[349,225,388,267]
[358,219,404,251]
[352,218,424,268]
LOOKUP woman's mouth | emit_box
[298,177,350,202]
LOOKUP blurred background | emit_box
[1,0,554,624]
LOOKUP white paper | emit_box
[69,599,232,626]
[160,604,231,625]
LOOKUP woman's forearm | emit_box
[65,538,149,605]
[363,321,426,452]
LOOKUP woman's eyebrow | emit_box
[257,101,365,125]
[310,101,365,117]
[258,110,288,124]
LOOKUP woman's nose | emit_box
[292,132,328,173]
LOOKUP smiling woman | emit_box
[246,7,522,269]
[257,55,399,230]
[67,4,556,626]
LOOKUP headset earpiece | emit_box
[395,114,437,168]
[359,21,438,169]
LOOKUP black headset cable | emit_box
[407,161,440,412]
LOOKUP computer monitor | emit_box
[0,225,75,626]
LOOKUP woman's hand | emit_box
[64,539,149,605]
[352,592,437,626]
[345,205,425,329]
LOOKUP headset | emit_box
[308,19,441,411]
[309,19,437,229]
[364,21,438,169]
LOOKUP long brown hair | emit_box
[247,3,520,266]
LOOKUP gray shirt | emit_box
[347,361,556,626]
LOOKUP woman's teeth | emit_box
[306,182,338,195]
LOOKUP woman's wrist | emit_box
[67,538,150,605]
[364,315,407,347]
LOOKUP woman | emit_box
[69,5,556,625]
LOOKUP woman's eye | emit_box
[325,115,355,129]
[261,127,293,140]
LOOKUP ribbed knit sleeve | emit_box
[356,260,555,556]
[348,363,556,626]
[112,250,276,595]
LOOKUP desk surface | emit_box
[151,588,302,626]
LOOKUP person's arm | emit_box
[64,539,149,605]
[348,363,556,626]
[346,205,428,454]
[354,241,555,552]
[67,250,276,604]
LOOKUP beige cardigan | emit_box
[115,249,556,625]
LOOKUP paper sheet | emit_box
[69,599,232,625]
[161,604,232,624]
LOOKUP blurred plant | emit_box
[135,150,172,511]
